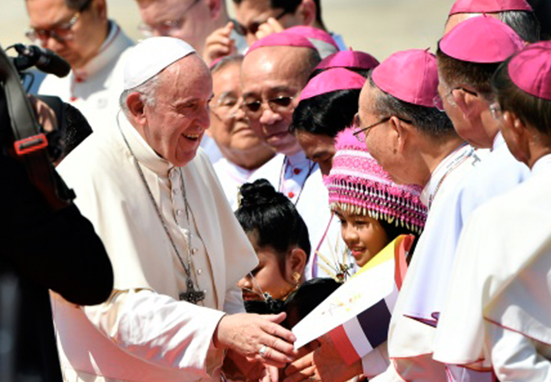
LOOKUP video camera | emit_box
[0,43,75,210]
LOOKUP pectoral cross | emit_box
[179,278,205,304]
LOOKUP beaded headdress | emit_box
[324,128,427,234]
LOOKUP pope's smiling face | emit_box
[139,54,213,167]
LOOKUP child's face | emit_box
[335,209,389,267]
[237,240,294,302]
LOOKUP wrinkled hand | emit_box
[283,335,362,382]
[214,312,297,369]
[203,21,237,66]
[255,17,284,41]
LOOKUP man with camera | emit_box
[25,0,133,131]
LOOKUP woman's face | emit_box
[238,239,295,302]
[335,208,389,267]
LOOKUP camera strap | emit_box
[0,45,74,210]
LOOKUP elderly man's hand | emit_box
[214,312,297,369]
[203,21,237,66]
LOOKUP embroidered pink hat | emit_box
[371,49,439,108]
[449,0,533,15]
[283,26,339,53]
[299,68,366,101]
[324,128,427,233]
[508,41,551,100]
[316,50,380,71]
[439,16,524,63]
[247,31,317,54]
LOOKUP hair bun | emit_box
[239,179,285,208]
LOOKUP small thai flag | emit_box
[292,235,412,364]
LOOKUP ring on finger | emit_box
[259,345,269,358]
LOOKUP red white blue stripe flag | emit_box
[292,234,412,364]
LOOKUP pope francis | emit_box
[53,37,296,382]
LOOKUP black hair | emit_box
[436,46,501,99]
[236,179,311,273]
[232,0,325,27]
[368,75,457,141]
[499,10,541,43]
[65,0,93,11]
[290,88,361,138]
[282,277,341,328]
[492,56,551,138]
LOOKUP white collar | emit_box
[218,158,254,182]
[420,143,472,207]
[118,112,173,177]
[531,153,551,177]
[72,21,129,80]
[492,131,506,151]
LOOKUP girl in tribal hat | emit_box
[324,127,428,268]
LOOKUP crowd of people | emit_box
[7,0,551,381]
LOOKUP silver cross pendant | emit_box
[179,278,205,304]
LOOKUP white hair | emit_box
[119,72,162,117]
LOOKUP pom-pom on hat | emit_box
[508,41,551,101]
[324,128,427,234]
[439,15,524,64]
[316,50,380,71]
[299,68,366,101]
[371,49,439,108]
[247,32,317,55]
[449,0,533,15]
[123,37,195,90]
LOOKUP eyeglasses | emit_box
[489,103,502,120]
[210,95,244,120]
[25,11,82,44]
[352,114,412,142]
[433,87,478,112]
[233,9,290,36]
[138,0,201,37]
[241,95,295,118]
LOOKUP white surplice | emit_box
[370,143,478,382]
[434,154,551,381]
[213,157,257,211]
[54,113,258,382]
[38,21,133,132]
[248,151,351,280]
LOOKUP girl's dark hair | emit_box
[290,89,361,138]
[236,179,311,272]
[282,277,341,328]
[492,57,551,138]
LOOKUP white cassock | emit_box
[248,151,351,280]
[38,21,133,132]
[213,157,260,211]
[54,113,258,382]
[434,154,551,381]
[370,143,478,382]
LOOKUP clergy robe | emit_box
[54,113,258,382]
[434,154,551,381]
[248,151,351,280]
[370,143,478,381]
[213,158,259,211]
[38,21,133,132]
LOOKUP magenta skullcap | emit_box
[449,0,533,15]
[324,128,427,233]
[299,68,366,101]
[439,16,524,64]
[371,49,439,108]
[247,32,316,55]
[316,50,380,71]
[508,41,551,100]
